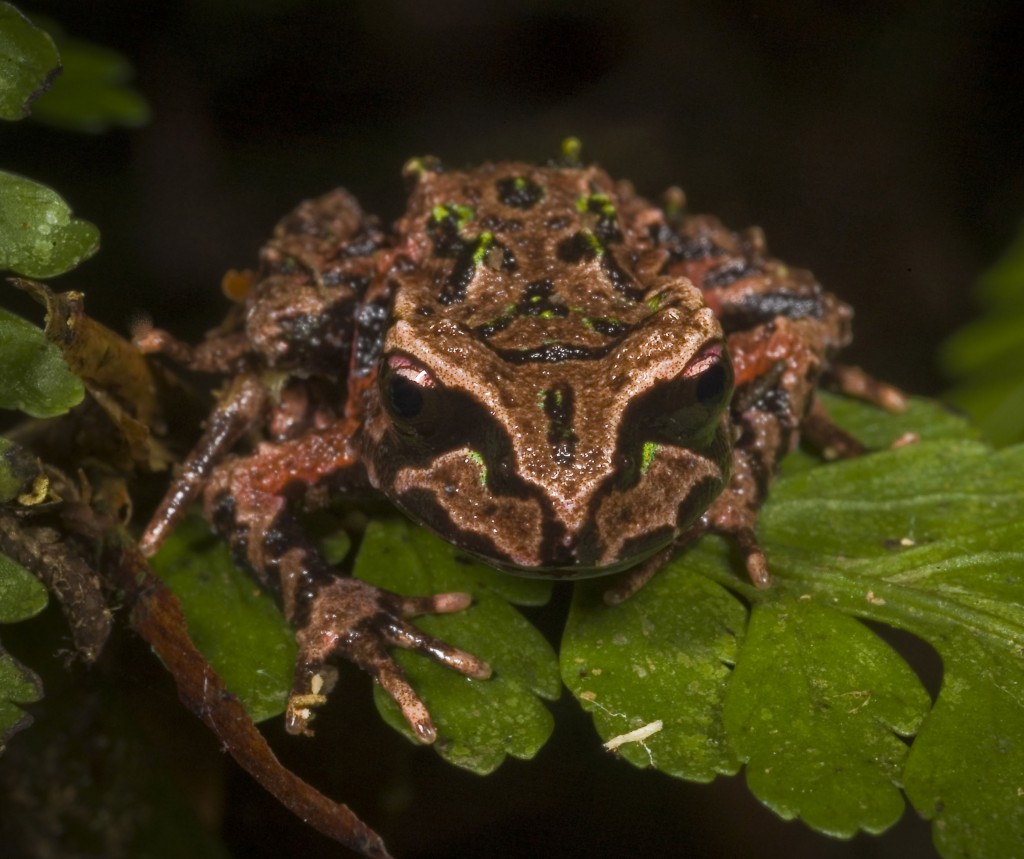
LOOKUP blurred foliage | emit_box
[28,16,149,132]
[0,2,58,120]
[0,677,230,859]
[943,224,1024,447]
[0,2,149,282]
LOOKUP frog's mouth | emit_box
[388,435,728,578]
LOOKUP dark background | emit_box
[5,1,1022,857]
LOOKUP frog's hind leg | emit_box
[821,363,908,413]
[139,373,267,556]
[800,396,868,460]
[803,384,919,460]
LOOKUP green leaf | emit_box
[903,634,1024,859]
[723,595,929,836]
[0,171,99,277]
[762,439,1024,850]
[149,515,296,723]
[355,518,559,774]
[561,553,744,781]
[0,550,47,748]
[758,442,1024,853]
[0,306,85,416]
[0,2,60,121]
[564,395,1024,854]
[944,374,1024,451]
[30,32,149,132]
[0,549,48,622]
[0,642,42,750]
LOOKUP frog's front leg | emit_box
[698,317,846,587]
[699,316,910,584]
[202,421,491,742]
[139,373,268,556]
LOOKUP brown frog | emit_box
[136,145,905,742]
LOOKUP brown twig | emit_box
[107,536,393,859]
[0,512,112,663]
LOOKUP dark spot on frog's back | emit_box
[543,385,577,465]
[590,317,631,336]
[270,299,355,374]
[320,270,369,291]
[517,279,568,319]
[496,176,544,209]
[340,233,385,259]
[718,289,826,330]
[601,252,645,301]
[666,232,726,263]
[701,258,763,289]
[352,300,389,376]
[438,243,478,305]
[494,342,615,364]
[557,231,599,263]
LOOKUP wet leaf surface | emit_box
[0,172,99,278]
[0,306,83,417]
[564,396,1024,856]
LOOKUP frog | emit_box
[135,145,905,743]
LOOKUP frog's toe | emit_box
[374,660,438,743]
[381,612,492,680]
[286,577,489,741]
[395,590,474,617]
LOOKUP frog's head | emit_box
[363,276,734,578]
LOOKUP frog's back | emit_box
[392,161,668,354]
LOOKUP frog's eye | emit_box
[682,344,732,410]
[645,343,733,444]
[381,355,438,425]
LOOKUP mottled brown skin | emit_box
[136,156,904,741]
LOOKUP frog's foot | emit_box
[823,363,908,413]
[725,525,772,588]
[132,318,252,374]
[286,577,491,742]
[604,506,774,604]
